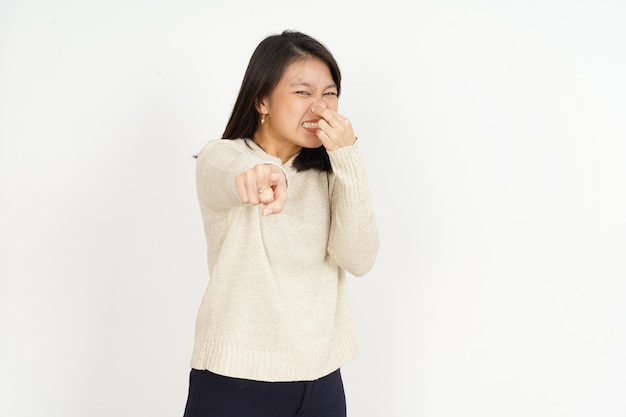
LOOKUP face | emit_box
[256,56,338,155]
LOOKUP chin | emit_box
[300,136,323,149]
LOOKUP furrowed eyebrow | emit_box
[289,82,312,88]
[289,81,337,90]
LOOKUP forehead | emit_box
[279,57,333,85]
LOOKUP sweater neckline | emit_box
[249,138,297,167]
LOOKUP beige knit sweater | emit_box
[190,138,379,382]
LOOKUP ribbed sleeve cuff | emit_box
[327,141,371,203]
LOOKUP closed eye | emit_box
[294,90,338,98]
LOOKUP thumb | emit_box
[262,172,288,215]
[268,172,287,190]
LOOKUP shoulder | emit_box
[197,138,251,157]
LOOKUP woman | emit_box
[183,30,379,417]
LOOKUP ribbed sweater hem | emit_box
[189,327,359,382]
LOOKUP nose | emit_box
[310,96,328,112]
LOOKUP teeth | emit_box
[302,122,318,129]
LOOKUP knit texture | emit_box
[191,138,379,382]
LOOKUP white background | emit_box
[1,1,625,416]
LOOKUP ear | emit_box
[256,96,270,115]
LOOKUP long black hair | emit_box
[222,30,341,172]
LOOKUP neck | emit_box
[253,133,301,164]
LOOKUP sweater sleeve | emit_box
[326,141,380,277]
[196,139,272,210]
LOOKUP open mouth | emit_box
[302,122,319,129]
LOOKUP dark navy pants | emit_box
[182,368,347,417]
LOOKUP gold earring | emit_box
[260,114,266,125]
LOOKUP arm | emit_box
[310,105,379,276]
[326,142,380,277]
[196,140,287,214]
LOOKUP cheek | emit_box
[325,98,339,111]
